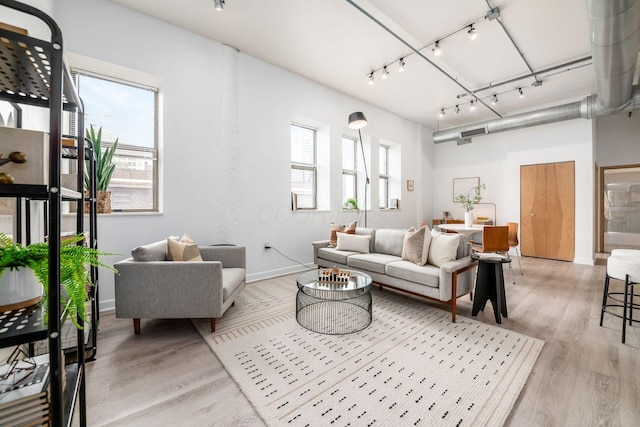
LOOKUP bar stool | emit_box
[600,252,640,343]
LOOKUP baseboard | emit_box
[100,298,115,313]
[247,264,313,283]
[573,256,595,266]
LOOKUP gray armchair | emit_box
[114,240,246,334]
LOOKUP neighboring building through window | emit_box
[73,70,158,212]
[291,123,317,210]
[342,136,357,207]
[379,144,389,209]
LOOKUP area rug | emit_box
[192,274,543,426]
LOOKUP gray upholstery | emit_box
[312,227,476,321]
[115,242,246,334]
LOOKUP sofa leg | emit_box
[210,318,216,332]
[451,272,458,323]
[133,318,141,335]
[232,301,235,307]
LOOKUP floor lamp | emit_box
[348,111,369,227]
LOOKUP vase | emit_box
[464,211,473,227]
[97,190,112,214]
[0,268,42,312]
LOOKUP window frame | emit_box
[342,136,358,207]
[71,68,160,213]
[290,123,318,210]
[379,144,390,209]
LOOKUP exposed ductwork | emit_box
[433,0,640,144]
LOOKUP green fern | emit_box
[84,126,119,192]
[0,233,117,329]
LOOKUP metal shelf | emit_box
[0,304,47,347]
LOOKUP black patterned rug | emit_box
[193,274,543,426]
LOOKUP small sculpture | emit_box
[0,151,27,184]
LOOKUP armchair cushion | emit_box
[131,240,168,261]
[167,238,203,261]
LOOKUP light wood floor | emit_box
[79,255,639,426]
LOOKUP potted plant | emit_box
[454,183,486,226]
[0,233,116,329]
[85,126,118,214]
[343,198,359,210]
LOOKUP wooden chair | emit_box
[471,226,509,253]
[507,222,523,282]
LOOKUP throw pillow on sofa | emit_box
[427,229,460,267]
[329,221,357,247]
[167,233,203,261]
[336,232,370,253]
[401,226,426,265]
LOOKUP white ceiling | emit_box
[109,0,598,131]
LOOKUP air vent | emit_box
[460,127,487,137]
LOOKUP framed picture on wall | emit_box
[453,177,480,202]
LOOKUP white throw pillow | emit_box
[421,226,432,265]
[427,229,460,267]
[336,232,371,253]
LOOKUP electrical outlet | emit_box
[264,241,270,249]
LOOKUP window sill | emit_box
[63,211,163,217]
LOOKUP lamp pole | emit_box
[348,112,369,227]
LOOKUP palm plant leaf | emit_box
[84,126,119,192]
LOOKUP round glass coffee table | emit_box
[296,269,373,334]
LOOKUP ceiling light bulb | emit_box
[398,58,405,72]
[468,25,477,40]
[469,100,476,111]
[214,0,225,11]
[382,66,389,79]
[433,41,441,56]
[455,105,460,114]
[368,72,374,85]
[491,94,498,105]
[439,108,445,118]
[518,87,524,98]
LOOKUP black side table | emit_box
[471,252,512,324]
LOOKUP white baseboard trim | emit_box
[247,264,314,283]
[100,298,115,313]
[573,256,595,266]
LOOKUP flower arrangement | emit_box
[454,183,486,211]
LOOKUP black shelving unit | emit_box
[0,1,97,425]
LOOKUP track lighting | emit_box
[439,108,445,118]
[398,58,405,72]
[433,41,441,56]
[455,105,460,114]
[469,100,476,111]
[368,72,374,85]
[518,87,524,98]
[382,66,389,79]
[468,25,477,40]
[491,94,498,105]
[214,0,225,11]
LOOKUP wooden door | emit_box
[521,161,575,261]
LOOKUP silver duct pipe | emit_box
[433,0,640,144]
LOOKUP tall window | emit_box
[73,71,158,212]
[342,137,357,206]
[291,124,317,210]
[379,145,389,209]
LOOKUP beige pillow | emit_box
[336,232,370,253]
[328,221,357,247]
[427,229,460,267]
[402,226,425,265]
[167,234,203,261]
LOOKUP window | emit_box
[379,145,389,208]
[73,70,158,212]
[291,124,317,210]
[342,137,357,206]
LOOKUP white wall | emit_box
[431,118,596,265]
[9,0,428,310]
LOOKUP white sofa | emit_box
[312,227,476,321]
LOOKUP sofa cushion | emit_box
[356,227,376,253]
[222,267,245,301]
[336,232,371,253]
[385,260,441,289]
[374,229,407,256]
[131,240,168,262]
[402,226,431,265]
[167,238,203,261]
[318,247,359,264]
[347,253,402,274]
[428,230,461,267]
